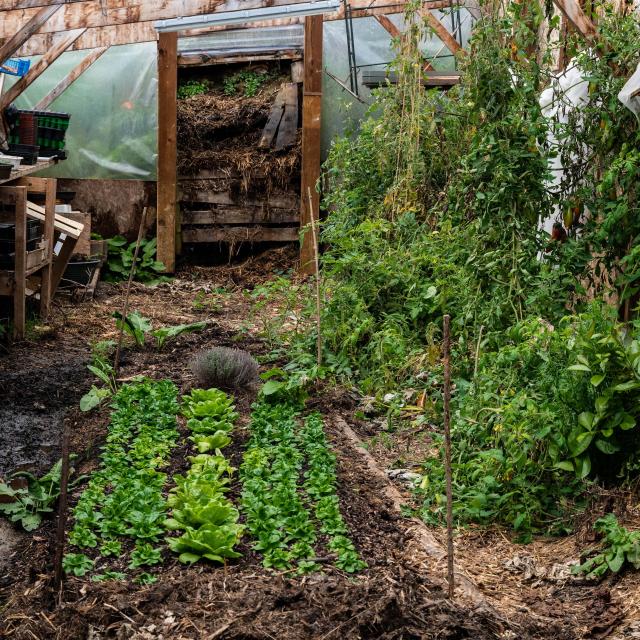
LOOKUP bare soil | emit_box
[1,246,638,639]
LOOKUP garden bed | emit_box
[0,250,638,639]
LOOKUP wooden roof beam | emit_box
[34,45,108,110]
[13,0,461,56]
[0,4,60,63]
[0,28,85,111]
[0,0,313,37]
[421,8,462,54]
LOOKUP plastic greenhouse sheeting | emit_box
[4,42,157,180]
[321,10,473,154]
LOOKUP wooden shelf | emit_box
[361,70,461,89]
[0,158,59,186]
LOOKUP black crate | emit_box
[0,220,41,242]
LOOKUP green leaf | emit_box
[613,380,640,392]
[554,460,575,472]
[80,386,111,412]
[569,364,591,372]
[578,412,595,429]
[620,414,636,430]
[595,439,619,454]
[590,374,605,387]
[261,380,285,396]
[577,455,592,479]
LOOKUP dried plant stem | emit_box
[443,313,455,599]
[114,206,147,376]
[307,187,322,367]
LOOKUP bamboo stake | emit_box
[442,313,455,599]
[307,187,322,367]
[53,417,71,591]
[113,207,148,376]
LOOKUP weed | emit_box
[574,514,640,579]
[178,79,209,100]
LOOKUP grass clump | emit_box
[190,347,259,390]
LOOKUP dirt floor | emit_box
[1,246,639,639]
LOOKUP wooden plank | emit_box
[292,61,304,83]
[12,186,27,340]
[375,14,402,39]
[259,89,286,148]
[422,9,463,54]
[182,226,299,243]
[300,14,323,275]
[275,83,299,151]
[156,31,178,273]
[178,49,302,67]
[14,1,456,56]
[180,190,298,209]
[50,233,77,296]
[0,28,85,111]
[34,46,108,110]
[552,0,597,40]
[183,208,299,225]
[362,69,461,88]
[27,202,84,238]
[0,4,60,65]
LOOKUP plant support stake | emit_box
[53,417,71,591]
[307,187,322,366]
[114,206,148,376]
[443,313,455,599]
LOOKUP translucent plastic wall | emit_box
[5,42,158,180]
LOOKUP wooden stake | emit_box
[307,187,322,366]
[442,313,455,599]
[53,417,71,590]
[113,207,147,376]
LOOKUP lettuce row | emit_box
[164,388,243,564]
[240,400,318,571]
[299,413,366,573]
[66,379,181,576]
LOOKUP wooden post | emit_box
[12,187,28,341]
[442,314,455,599]
[157,31,178,274]
[300,15,323,275]
[40,178,56,317]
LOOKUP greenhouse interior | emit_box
[2,0,640,638]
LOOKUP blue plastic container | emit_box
[1,58,31,77]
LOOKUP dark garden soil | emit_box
[1,246,638,639]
